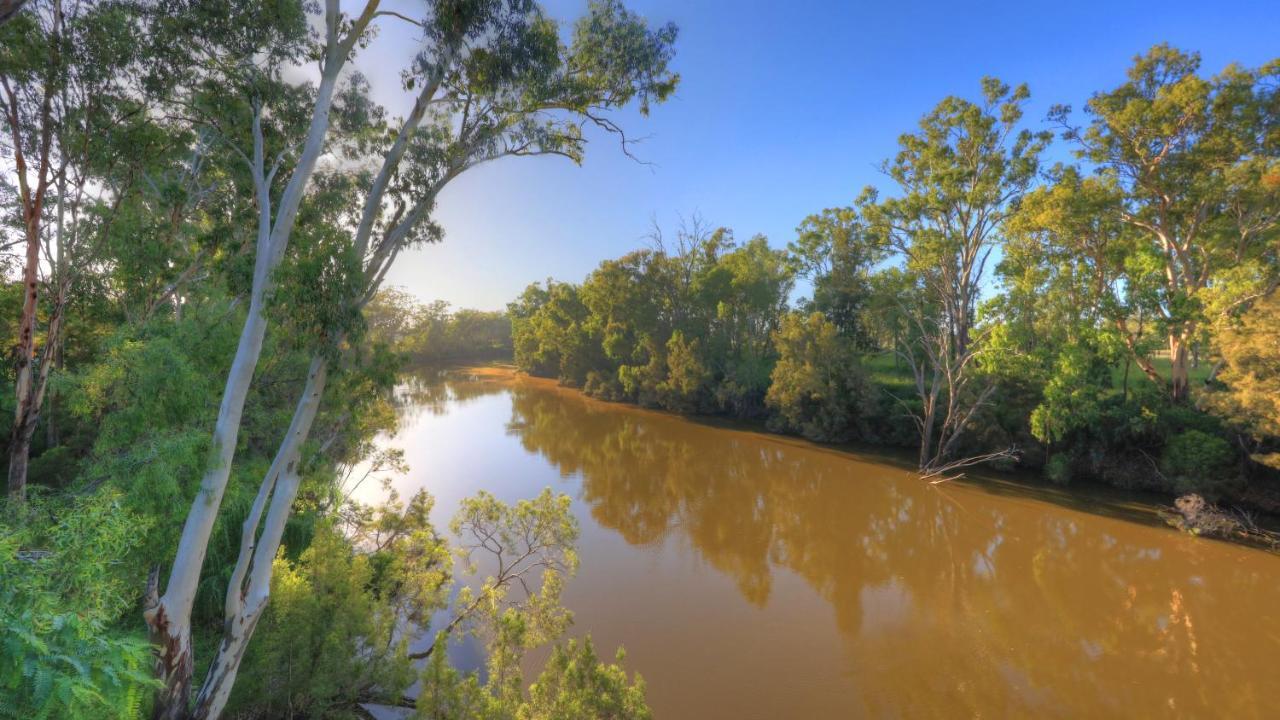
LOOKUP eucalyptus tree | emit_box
[1048,45,1280,401]
[0,0,150,498]
[787,194,888,347]
[142,1,389,715]
[187,2,677,717]
[864,78,1049,474]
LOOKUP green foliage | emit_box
[60,309,239,563]
[413,487,649,720]
[855,77,1050,470]
[1161,430,1236,495]
[367,290,513,365]
[1029,340,1116,444]
[766,312,874,442]
[0,492,159,719]
[1039,45,1280,400]
[449,489,579,645]
[510,280,601,384]
[227,522,420,716]
[521,639,649,720]
[0,610,156,720]
[5,7,1279,716]
[1044,454,1073,485]
[417,629,650,720]
[1204,293,1280,469]
[416,642,492,720]
[512,225,793,418]
[656,330,709,413]
[788,204,887,347]
[269,172,369,359]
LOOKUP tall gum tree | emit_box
[0,0,64,501]
[1048,45,1280,402]
[0,0,156,499]
[142,2,385,716]
[183,1,677,717]
[865,78,1050,474]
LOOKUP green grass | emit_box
[1108,357,1213,389]
[863,352,916,396]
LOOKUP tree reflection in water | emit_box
[413,372,1280,718]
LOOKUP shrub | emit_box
[1044,454,1072,485]
[1161,429,1237,495]
[228,523,419,716]
[0,492,158,719]
[657,331,711,413]
[766,313,873,442]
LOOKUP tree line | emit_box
[366,288,513,366]
[511,46,1280,498]
[0,0,676,718]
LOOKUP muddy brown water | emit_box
[364,368,1280,719]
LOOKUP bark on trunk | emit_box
[918,399,936,471]
[191,357,329,720]
[0,0,27,26]
[147,293,270,719]
[8,262,65,499]
[144,568,194,720]
[8,201,41,500]
[2,0,57,503]
[1169,335,1190,403]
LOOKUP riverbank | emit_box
[439,364,1280,551]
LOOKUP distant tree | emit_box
[861,267,915,357]
[367,292,513,364]
[364,287,421,347]
[0,0,151,499]
[657,329,709,412]
[513,221,794,418]
[511,280,600,383]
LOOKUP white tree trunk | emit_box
[185,38,467,717]
[191,356,329,720]
[145,13,353,712]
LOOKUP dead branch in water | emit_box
[920,447,1019,484]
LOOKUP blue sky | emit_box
[357,0,1280,310]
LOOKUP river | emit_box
[362,367,1280,719]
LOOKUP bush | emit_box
[0,492,158,719]
[766,313,873,442]
[1044,453,1072,485]
[1161,430,1238,496]
[24,447,78,489]
[416,633,650,720]
[228,523,419,716]
[657,331,710,413]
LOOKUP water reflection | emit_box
[394,368,513,421]
[399,371,1280,717]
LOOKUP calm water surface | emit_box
[365,369,1280,719]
